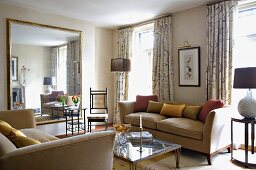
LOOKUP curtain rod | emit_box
[207,0,237,6]
[118,14,171,30]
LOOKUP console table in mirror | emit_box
[6,19,82,123]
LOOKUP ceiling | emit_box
[12,23,80,46]
[0,0,212,28]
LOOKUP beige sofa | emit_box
[0,109,115,170]
[118,101,231,165]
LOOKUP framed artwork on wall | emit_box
[12,56,18,81]
[178,47,200,87]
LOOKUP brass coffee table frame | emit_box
[114,138,181,170]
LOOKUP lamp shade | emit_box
[111,58,131,72]
[233,67,256,89]
[43,77,56,85]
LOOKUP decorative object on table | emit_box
[43,76,56,94]
[137,115,145,152]
[15,102,24,109]
[178,47,200,87]
[233,67,256,118]
[72,95,80,106]
[130,131,153,142]
[20,66,30,87]
[114,123,131,145]
[59,95,66,106]
[11,56,18,81]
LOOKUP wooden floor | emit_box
[36,122,111,137]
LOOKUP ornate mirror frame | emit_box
[6,18,83,109]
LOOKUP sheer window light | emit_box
[128,23,154,100]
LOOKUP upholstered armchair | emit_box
[40,91,64,117]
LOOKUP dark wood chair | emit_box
[87,87,108,132]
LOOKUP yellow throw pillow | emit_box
[11,136,41,148]
[182,106,202,120]
[146,101,164,113]
[0,120,40,148]
[0,121,26,137]
[160,103,186,117]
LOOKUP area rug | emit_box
[113,150,246,170]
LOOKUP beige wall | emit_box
[172,5,207,105]
[112,5,207,104]
[95,28,114,122]
[12,44,50,109]
[0,3,114,120]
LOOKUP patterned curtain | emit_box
[67,41,80,95]
[114,27,132,123]
[49,47,58,90]
[206,0,237,105]
[152,16,174,101]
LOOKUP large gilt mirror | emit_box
[7,19,82,122]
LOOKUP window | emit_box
[232,1,256,105]
[57,45,67,93]
[128,23,154,100]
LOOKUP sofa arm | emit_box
[0,131,116,170]
[0,109,36,129]
[118,101,135,124]
[203,107,232,153]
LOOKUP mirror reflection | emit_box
[8,20,82,123]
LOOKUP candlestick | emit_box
[137,127,144,152]
[140,115,142,128]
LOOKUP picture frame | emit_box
[178,47,200,87]
[12,56,18,81]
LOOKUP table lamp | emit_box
[43,77,56,94]
[233,67,256,118]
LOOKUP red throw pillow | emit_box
[198,99,224,122]
[134,95,158,112]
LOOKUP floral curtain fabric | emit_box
[67,40,80,95]
[206,0,237,105]
[49,47,58,90]
[152,16,174,101]
[114,27,132,123]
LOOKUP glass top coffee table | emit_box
[113,135,181,170]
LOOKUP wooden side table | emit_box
[231,117,256,167]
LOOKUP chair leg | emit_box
[227,146,231,153]
[206,154,212,165]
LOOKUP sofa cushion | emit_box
[0,133,17,158]
[134,95,158,112]
[157,118,204,140]
[21,128,59,143]
[182,105,202,120]
[146,101,164,113]
[0,120,41,148]
[124,112,167,130]
[10,136,41,148]
[198,99,224,122]
[42,101,61,108]
[0,120,26,137]
[160,104,185,118]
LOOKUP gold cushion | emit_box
[0,120,26,137]
[182,106,202,120]
[0,120,40,148]
[10,136,41,148]
[146,101,164,113]
[160,103,185,117]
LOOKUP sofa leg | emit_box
[206,154,212,165]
